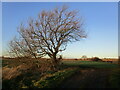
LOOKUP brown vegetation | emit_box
[2,58,54,81]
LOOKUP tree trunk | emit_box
[47,52,60,71]
[51,54,59,71]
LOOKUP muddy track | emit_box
[59,68,111,88]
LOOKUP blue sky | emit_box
[2,2,118,58]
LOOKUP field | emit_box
[2,58,120,89]
[63,60,119,68]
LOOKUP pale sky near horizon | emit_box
[2,2,118,58]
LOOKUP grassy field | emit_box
[63,61,119,68]
[2,59,120,89]
[62,60,120,88]
[109,68,120,88]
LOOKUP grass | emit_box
[2,59,120,89]
[62,61,120,88]
[33,68,78,88]
[3,59,119,69]
[109,68,120,88]
[3,67,79,89]
[63,61,119,68]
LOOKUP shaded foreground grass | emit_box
[61,61,120,88]
[59,68,111,88]
[109,68,120,88]
[33,68,78,88]
[2,59,120,89]
[3,66,78,89]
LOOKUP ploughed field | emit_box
[2,58,120,89]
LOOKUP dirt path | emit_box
[59,68,111,88]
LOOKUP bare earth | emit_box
[59,68,111,88]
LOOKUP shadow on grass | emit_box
[2,60,119,89]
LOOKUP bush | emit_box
[90,57,102,62]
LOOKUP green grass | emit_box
[63,61,119,68]
[33,68,78,88]
[3,59,119,89]
[109,68,120,88]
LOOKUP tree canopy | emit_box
[9,6,87,68]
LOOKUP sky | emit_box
[2,2,118,58]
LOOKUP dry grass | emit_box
[3,64,29,80]
[2,59,53,80]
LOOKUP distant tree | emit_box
[81,55,87,59]
[91,57,102,62]
[9,6,87,70]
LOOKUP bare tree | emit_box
[9,6,87,69]
[9,37,34,58]
[17,24,44,59]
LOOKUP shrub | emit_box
[90,57,102,62]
